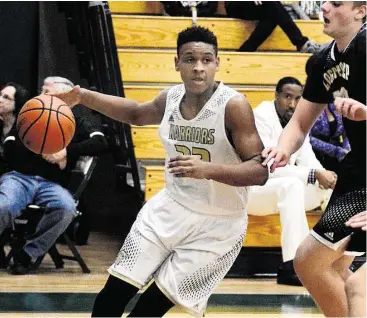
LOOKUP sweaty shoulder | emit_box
[226,93,250,110]
[225,94,252,128]
[152,88,169,115]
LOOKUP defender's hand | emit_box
[345,211,367,231]
[47,85,82,108]
[261,147,290,173]
[167,155,210,179]
[334,97,367,121]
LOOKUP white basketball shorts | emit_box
[108,189,247,316]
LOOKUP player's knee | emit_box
[293,240,312,276]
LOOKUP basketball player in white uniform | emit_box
[53,26,268,317]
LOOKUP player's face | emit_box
[275,84,303,123]
[0,86,16,116]
[175,42,219,95]
[321,1,365,38]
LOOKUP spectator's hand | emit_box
[254,1,262,5]
[334,97,367,121]
[315,169,337,190]
[345,211,367,231]
[261,147,290,172]
[167,155,210,179]
[47,85,82,108]
[42,148,67,164]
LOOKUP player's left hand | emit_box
[167,155,210,179]
[334,97,367,121]
[345,211,367,231]
[42,148,67,164]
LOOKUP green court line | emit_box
[0,293,319,313]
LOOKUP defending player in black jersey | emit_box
[262,1,366,316]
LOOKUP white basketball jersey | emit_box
[159,82,248,217]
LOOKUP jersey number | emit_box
[175,145,211,162]
[333,87,349,99]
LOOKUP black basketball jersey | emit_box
[303,24,366,190]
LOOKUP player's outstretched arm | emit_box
[334,97,367,121]
[262,97,326,172]
[168,95,268,187]
[50,86,167,126]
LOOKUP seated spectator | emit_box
[247,77,336,286]
[310,103,351,175]
[161,1,219,17]
[0,76,109,275]
[0,83,30,175]
[225,1,322,53]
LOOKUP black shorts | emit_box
[311,186,366,256]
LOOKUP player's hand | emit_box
[42,148,67,164]
[47,85,82,108]
[261,147,290,173]
[345,211,367,231]
[315,169,337,190]
[167,155,210,179]
[254,1,262,5]
[334,97,367,121]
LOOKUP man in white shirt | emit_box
[248,76,336,286]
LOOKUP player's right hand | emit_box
[47,85,82,108]
[261,147,290,173]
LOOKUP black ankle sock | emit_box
[282,260,295,271]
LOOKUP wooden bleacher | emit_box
[112,15,330,51]
[124,86,274,107]
[118,49,309,85]
[110,1,325,248]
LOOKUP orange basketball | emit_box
[16,94,75,155]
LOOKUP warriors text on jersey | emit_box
[159,82,248,217]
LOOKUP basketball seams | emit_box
[56,106,75,127]
[40,96,54,154]
[19,100,46,141]
[16,94,76,154]
[19,108,75,126]
[56,107,66,149]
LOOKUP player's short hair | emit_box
[44,76,74,93]
[177,26,218,57]
[275,77,303,93]
[4,82,30,116]
[353,1,366,8]
[353,1,366,22]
